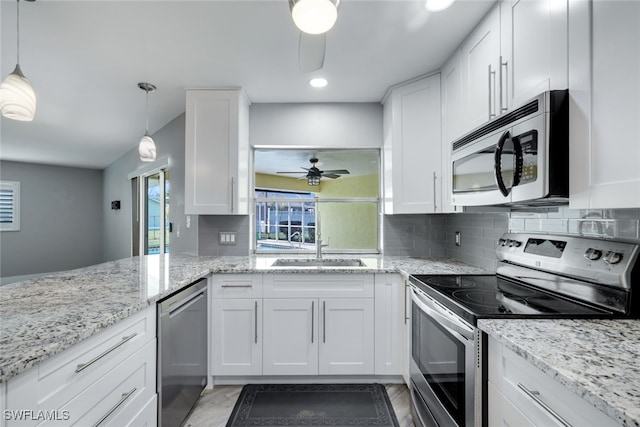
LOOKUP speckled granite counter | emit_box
[0,254,486,383]
[479,319,640,427]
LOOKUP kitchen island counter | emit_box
[479,318,640,427]
[0,254,486,382]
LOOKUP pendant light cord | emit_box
[16,0,21,65]
[145,89,150,133]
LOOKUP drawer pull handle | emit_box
[517,383,572,427]
[221,284,252,288]
[75,333,138,373]
[92,387,137,427]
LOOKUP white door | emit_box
[211,299,262,375]
[262,299,318,375]
[461,4,501,132]
[319,298,374,375]
[502,0,568,109]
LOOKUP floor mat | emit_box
[226,383,400,426]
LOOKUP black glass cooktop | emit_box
[409,274,612,326]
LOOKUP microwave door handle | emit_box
[494,131,517,197]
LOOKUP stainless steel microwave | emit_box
[450,90,569,207]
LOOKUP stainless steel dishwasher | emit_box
[157,278,208,427]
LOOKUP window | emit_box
[132,169,170,255]
[0,181,20,232]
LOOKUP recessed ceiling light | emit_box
[309,78,328,88]
[425,0,455,12]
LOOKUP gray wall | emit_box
[102,113,198,261]
[0,161,103,280]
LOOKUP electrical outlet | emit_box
[219,232,238,245]
[455,231,461,246]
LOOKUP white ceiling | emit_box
[0,0,495,170]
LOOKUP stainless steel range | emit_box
[408,232,640,427]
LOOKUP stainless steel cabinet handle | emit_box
[517,383,572,427]
[230,177,235,213]
[221,284,252,288]
[254,300,258,344]
[92,387,137,427]
[500,56,509,112]
[76,333,137,373]
[311,301,315,344]
[488,65,495,120]
[322,300,326,344]
[432,171,437,212]
[404,280,409,325]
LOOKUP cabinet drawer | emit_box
[211,274,262,298]
[36,307,155,411]
[44,339,156,427]
[489,337,618,427]
[263,274,374,298]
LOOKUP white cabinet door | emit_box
[461,5,501,132]
[374,274,406,378]
[318,298,374,375]
[262,299,318,375]
[383,74,442,214]
[569,0,640,209]
[441,50,464,213]
[184,89,250,215]
[488,382,535,427]
[211,299,262,376]
[501,0,568,110]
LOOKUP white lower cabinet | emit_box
[262,298,318,375]
[3,307,157,427]
[211,299,262,376]
[262,297,374,376]
[488,336,618,427]
[373,274,407,378]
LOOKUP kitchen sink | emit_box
[271,258,366,267]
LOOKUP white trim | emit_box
[0,181,20,232]
[127,157,170,180]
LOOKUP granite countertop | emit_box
[479,319,640,427]
[0,254,486,383]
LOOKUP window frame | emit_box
[0,181,20,232]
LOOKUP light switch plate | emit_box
[219,232,238,245]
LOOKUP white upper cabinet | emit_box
[383,74,442,214]
[185,89,250,215]
[459,1,568,136]
[461,5,501,132]
[501,0,568,110]
[441,50,464,213]
[569,0,640,209]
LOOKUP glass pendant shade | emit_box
[291,0,338,34]
[425,0,455,12]
[139,132,157,162]
[0,65,36,121]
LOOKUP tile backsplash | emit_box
[383,214,447,257]
[509,207,640,241]
[199,215,250,256]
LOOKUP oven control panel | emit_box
[496,233,639,290]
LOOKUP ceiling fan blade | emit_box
[323,174,341,179]
[299,32,326,73]
[322,169,350,175]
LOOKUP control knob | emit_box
[584,248,603,261]
[603,251,623,265]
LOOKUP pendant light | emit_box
[0,0,36,122]
[289,0,340,35]
[138,82,157,162]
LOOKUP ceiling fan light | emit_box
[425,0,455,12]
[307,175,321,186]
[139,132,157,162]
[292,0,338,34]
[0,65,36,122]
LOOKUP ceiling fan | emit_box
[289,0,341,72]
[277,157,350,185]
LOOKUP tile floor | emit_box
[184,383,415,427]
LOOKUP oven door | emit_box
[410,286,479,427]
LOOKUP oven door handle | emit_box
[411,287,475,341]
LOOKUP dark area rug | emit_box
[226,384,400,426]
